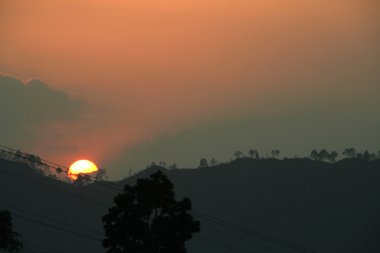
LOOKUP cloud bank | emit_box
[0,75,83,152]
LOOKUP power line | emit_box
[23,245,46,253]
[202,226,281,253]
[0,202,103,237]
[1,154,264,253]
[0,164,285,253]
[0,145,117,201]
[0,168,107,209]
[0,143,316,253]
[197,234,256,253]
[0,145,122,193]
[24,241,66,253]
[3,198,280,253]
[193,211,315,253]
[12,213,102,242]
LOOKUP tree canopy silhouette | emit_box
[102,171,200,253]
[0,210,22,253]
[199,158,208,168]
[343,148,357,158]
[233,150,243,159]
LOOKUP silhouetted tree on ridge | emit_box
[169,163,177,170]
[271,149,280,158]
[55,167,63,180]
[210,158,218,166]
[233,151,243,159]
[102,171,200,253]
[199,158,208,168]
[248,149,260,159]
[361,150,378,161]
[328,151,338,163]
[95,168,107,181]
[343,148,357,158]
[0,210,22,253]
[74,174,92,186]
[310,149,319,160]
[318,149,329,162]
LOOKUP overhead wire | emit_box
[12,213,102,242]
[197,234,256,253]
[0,202,103,237]
[0,144,122,193]
[0,168,107,209]
[193,210,315,253]
[0,143,316,253]
[201,226,281,253]
[23,241,67,253]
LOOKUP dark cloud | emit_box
[0,74,83,148]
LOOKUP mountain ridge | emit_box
[1,157,379,253]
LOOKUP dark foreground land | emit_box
[1,158,379,253]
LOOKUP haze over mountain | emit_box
[1,0,379,178]
[1,156,379,253]
[1,74,379,179]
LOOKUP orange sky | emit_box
[1,0,379,177]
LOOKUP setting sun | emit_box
[68,160,98,180]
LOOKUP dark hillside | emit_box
[168,158,380,253]
[1,157,380,253]
[0,158,109,253]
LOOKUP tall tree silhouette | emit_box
[362,150,371,161]
[248,149,255,159]
[199,158,208,168]
[271,149,280,158]
[55,167,63,180]
[0,210,22,253]
[310,149,319,160]
[319,149,329,162]
[102,171,200,253]
[328,151,338,163]
[248,149,260,159]
[254,149,260,159]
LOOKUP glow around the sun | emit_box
[68,160,98,180]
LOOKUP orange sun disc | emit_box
[68,160,98,180]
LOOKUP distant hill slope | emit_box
[1,158,380,253]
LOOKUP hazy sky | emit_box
[1,0,379,179]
